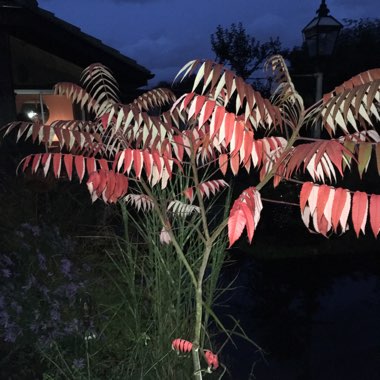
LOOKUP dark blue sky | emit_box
[39,0,379,87]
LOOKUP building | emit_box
[0,0,154,127]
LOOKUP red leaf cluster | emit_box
[171,338,219,371]
[300,182,380,238]
[21,153,98,183]
[183,179,229,201]
[114,148,177,189]
[228,187,263,247]
[87,169,128,203]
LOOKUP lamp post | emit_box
[302,0,342,137]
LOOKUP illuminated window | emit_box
[15,90,76,124]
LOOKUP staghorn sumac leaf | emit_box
[228,206,246,248]
[331,188,350,232]
[42,153,51,177]
[167,200,200,216]
[124,194,154,212]
[199,99,216,127]
[183,187,194,201]
[376,143,380,176]
[74,155,85,182]
[228,187,262,247]
[21,155,32,172]
[230,152,240,175]
[53,153,62,178]
[357,142,372,177]
[133,149,143,179]
[31,153,41,173]
[219,153,228,176]
[86,156,96,175]
[63,154,73,181]
[351,191,368,237]
[300,182,314,212]
[316,184,332,224]
[370,194,380,238]
[171,338,193,353]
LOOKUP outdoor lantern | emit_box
[302,0,342,58]
[20,101,50,123]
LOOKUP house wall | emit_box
[10,36,83,89]
[0,31,16,127]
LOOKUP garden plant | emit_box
[3,54,380,378]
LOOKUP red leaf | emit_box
[133,149,142,179]
[230,152,240,175]
[104,171,116,202]
[22,155,32,172]
[199,99,215,127]
[63,154,73,181]
[228,205,246,248]
[142,150,152,179]
[86,156,96,175]
[231,120,244,156]
[370,194,380,238]
[53,153,62,178]
[192,95,206,119]
[97,170,108,196]
[219,153,228,176]
[98,159,109,171]
[182,92,195,110]
[183,187,194,201]
[331,188,348,232]
[223,113,235,146]
[210,105,225,138]
[123,149,133,174]
[204,350,219,370]
[240,202,255,243]
[171,338,193,353]
[87,171,100,197]
[316,184,331,224]
[300,182,314,213]
[74,155,85,183]
[31,154,41,173]
[172,135,184,161]
[351,191,368,237]
[152,150,162,175]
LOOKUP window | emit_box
[15,90,76,124]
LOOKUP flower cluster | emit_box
[0,223,91,348]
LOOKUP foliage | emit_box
[210,22,283,90]
[3,50,380,378]
[0,223,91,379]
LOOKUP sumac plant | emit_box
[3,55,380,378]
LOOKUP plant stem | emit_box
[139,178,197,289]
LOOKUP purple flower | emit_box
[65,283,79,300]
[4,323,21,343]
[63,318,79,334]
[10,301,22,315]
[72,358,85,370]
[22,274,36,291]
[82,263,91,272]
[0,310,9,327]
[2,269,11,278]
[50,309,61,322]
[1,255,13,266]
[60,258,72,278]
[37,252,47,271]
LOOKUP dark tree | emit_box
[211,22,283,80]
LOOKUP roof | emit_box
[0,0,154,90]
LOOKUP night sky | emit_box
[38,0,379,87]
